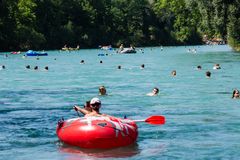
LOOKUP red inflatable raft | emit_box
[56,116,138,149]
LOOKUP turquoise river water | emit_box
[0,45,240,160]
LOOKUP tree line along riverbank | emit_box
[0,0,239,52]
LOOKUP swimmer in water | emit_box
[232,89,240,99]
[147,87,159,96]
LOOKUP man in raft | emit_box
[74,97,103,117]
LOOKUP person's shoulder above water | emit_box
[147,87,159,96]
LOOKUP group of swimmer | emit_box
[73,62,239,118]
[1,55,239,99]
[1,47,239,102]
[194,64,221,78]
[73,85,158,117]
[73,81,239,118]
[170,63,239,99]
[187,48,197,54]
[25,65,49,71]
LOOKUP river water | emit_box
[0,45,240,160]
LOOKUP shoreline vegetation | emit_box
[0,43,228,54]
[0,0,239,52]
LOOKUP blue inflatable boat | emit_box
[26,50,48,56]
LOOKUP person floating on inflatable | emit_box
[74,98,105,117]
[58,98,166,149]
[85,98,102,117]
[74,100,91,115]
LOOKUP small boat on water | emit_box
[26,50,48,56]
[100,45,113,50]
[11,51,21,54]
[57,116,138,149]
[118,48,136,54]
[61,45,80,51]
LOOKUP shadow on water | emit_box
[57,142,140,158]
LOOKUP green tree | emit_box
[228,0,240,51]
[0,0,240,51]
[0,0,18,51]
[35,0,62,49]
[16,0,45,50]
[153,0,201,44]
[212,0,229,39]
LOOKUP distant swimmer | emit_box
[80,60,85,64]
[232,89,240,99]
[187,48,197,53]
[0,65,6,70]
[140,64,145,69]
[100,60,103,64]
[99,86,107,95]
[206,71,211,78]
[171,70,177,76]
[197,65,202,70]
[192,48,197,53]
[44,66,49,71]
[34,66,38,70]
[117,65,121,69]
[213,64,221,70]
[147,87,159,96]
[26,65,31,69]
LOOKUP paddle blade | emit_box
[145,115,165,125]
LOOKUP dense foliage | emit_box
[0,0,239,51]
